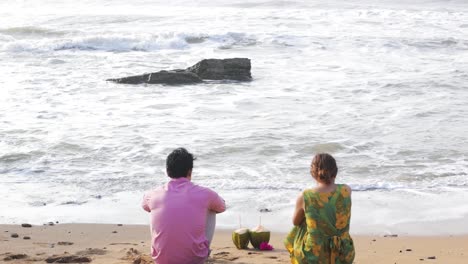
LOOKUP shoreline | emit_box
[1,224,467,263]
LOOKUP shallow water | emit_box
[1,0,467,234]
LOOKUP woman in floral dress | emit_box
[285,153,355,264]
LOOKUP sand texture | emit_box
[0,224,467,263]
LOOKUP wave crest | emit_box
[0,32,258,53]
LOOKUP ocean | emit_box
[1,0,467,235]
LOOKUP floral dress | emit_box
[285,184,355,264]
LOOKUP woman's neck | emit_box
[315,182,337,192]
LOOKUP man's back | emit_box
[142,177,225,264]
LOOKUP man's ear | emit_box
[187,169,192,179]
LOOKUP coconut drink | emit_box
[232,228,250,249]
[249,225,270,249]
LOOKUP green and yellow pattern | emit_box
[285,184,355,264]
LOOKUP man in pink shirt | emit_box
[142,148,226,264]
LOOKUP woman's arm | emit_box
[292,192,305,226]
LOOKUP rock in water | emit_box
[249,225,270,249]
[107,70,202,85]
[232,228,250,249]
[187,58,252,81]
[147,70,202,84]
[107,73,150,84]
[107,58,252,85]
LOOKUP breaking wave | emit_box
[0,32,257,52]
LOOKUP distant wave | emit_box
[216,182,409,192]
[0,26,71,37]
[0,32,257,53]
[1,29,465,54]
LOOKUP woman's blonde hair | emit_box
[311,153,338,184]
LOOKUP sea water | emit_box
[1,0,467,235]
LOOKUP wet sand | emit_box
[0,224,466,263]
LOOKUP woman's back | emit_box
[285,184,355,264]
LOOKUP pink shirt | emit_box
[142,177,226,264]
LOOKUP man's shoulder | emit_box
[144,185,165,196]
[190,183,218,196]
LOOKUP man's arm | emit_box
[208,190,226,213]
[142,193,151,212]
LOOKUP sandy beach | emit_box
[0,224,466,263]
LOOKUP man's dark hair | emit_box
[166,148,195,178]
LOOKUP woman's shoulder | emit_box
[339,184,352,192]
[338,184,352,198]
[302,188,318,195]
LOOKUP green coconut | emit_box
[249,225,270,249]
[232,228,250,249]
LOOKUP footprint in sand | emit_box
[75,248,107,256]
[122,248,152,264]
[212,251,239,261]
[57,242,74,246]
[45,255,91,263]
[33,242,55,248]
[3,253,28,261]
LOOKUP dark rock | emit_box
[427,256,436,259]
[45,255,91,263]
[148,70,202,84]
[23,236,31,240]
[48,222,55,226]
[117,224,123,226]
[21,223,32,228]
[384,234,398,237]
[107,58,252,85]
[406,249,412,252]
[259,208,272,213]
[11,233,19,238]
[4,253,28,261]
[112,231,117,233]
[108,73,150,84]
[188,58,251,81]
[56,221,59,224]
[108,70,202,85]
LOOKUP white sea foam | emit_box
[0,32,261,53]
